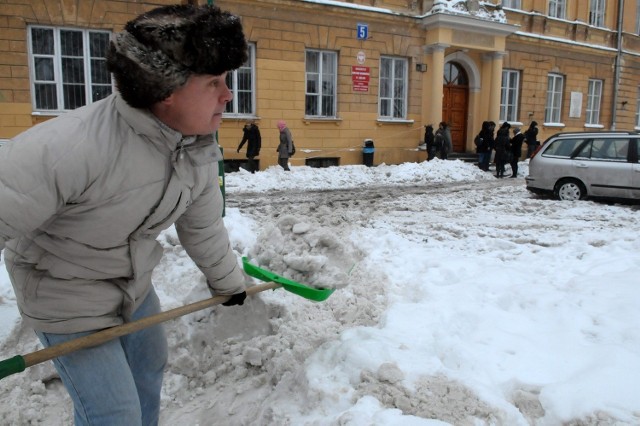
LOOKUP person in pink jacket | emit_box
[276,120,294,171]
[0,5,248,424]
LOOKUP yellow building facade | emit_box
[2,0,640,169]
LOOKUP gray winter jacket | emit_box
[277,128,293,159]
[0,93,244,333]
[442,128,453,154]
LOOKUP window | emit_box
[305,157,340,168]
[589,0,606,27]
[586,79,603,125]
[305,50,337,117]
[379,57,408,119]
[28,26,112,112]
[225,43,255,116]
[500,69,520,122]
[545,73,564,123]
[443,62,468,85]
[548,0,566,19]
[502,0,521,8]
[575,139,629,161]
[543,138,585,158]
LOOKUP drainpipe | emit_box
[611,0,624,130]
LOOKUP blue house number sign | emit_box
[357,23,368,40]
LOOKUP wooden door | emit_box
[442,62,469,153]
[442,87,468,152]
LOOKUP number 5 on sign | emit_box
[357,23,368,40]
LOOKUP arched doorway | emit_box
[442,62,469,153]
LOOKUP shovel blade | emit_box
[242,258,334,302]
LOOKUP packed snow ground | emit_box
[1,158,639,425]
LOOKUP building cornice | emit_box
[421,12,519,36]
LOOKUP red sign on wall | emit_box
[352,74,370,82]
[352,66,370,92]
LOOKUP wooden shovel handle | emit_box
[21,282,280,368]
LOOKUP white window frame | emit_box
[589,0,606,27]
[305,49,337,118]
[586,79,603,125]
[378,56,408,120]
[502,0,522,9]
[500,69,520,123]
[548,0,567,19]
[27,25,112,113]
[545,73,564,124]
[224,43,256,117]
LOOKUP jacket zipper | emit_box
[176,140,185,160]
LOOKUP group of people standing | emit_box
[474,120,539,178]
[423,120,539,177]
[424,121,453,161]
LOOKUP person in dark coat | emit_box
[488,121,496,146]
[237,121,261,173]
[435,121,452,160]
[509,126,525,178]
[475,121,490,171]
[494,122,511,178]
[524,121,539,158]
[424,124,435,161]
[478,121,495,171]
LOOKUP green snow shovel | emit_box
[0,259,334,380]
[241,257,334,302]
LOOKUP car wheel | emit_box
[554,179,586,201]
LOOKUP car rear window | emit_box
[574,138,629,161]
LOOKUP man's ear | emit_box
[149,93,174,117]
[160,93,174,106]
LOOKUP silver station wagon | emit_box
[525,131,640,201]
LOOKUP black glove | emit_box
[222,291,246,306]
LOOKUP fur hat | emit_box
[107,4,248,109]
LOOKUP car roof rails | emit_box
[552,131,639,138]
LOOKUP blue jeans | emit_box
[37,288,168,426]
[478,152,489,170]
